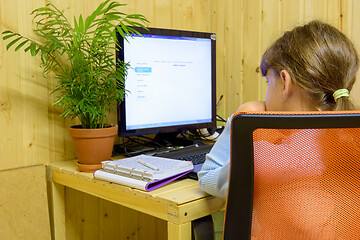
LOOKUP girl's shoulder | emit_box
[236,101,266,112]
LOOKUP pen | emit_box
[137,159,159,171]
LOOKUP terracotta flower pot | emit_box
[69,124,118,172]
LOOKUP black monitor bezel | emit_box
[116,26,216,137]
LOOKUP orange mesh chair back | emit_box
[224,111,360,240]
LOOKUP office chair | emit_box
[224,111,360,239]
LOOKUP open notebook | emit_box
[94,155,194,191]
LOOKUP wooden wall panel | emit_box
[0,0,78,170]
[0,165,51,240]
[260,0,282,101]
[153,0,172,29]
[209,0,226,119]
[224,0,243,114]
[342,0,360,106]
[242,0,261,107]
[0,0,50,170]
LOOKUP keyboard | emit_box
[153,144,213,166]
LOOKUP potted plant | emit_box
[2,0,148,172]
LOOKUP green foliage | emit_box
[2,0,148,129]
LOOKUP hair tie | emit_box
[333,89,349,102]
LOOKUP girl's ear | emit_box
[280,70,292,100]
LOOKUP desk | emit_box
[47,160,225,240]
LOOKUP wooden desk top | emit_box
[47,160,225,224]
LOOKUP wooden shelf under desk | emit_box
[47,160,225,240]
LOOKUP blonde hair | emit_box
[260,20,359,110]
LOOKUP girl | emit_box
[198,20,359,198]
[198,20,360,239]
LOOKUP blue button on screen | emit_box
[135,67,152,73]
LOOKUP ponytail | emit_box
[333,97,356,111]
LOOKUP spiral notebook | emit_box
[93,155,194,191]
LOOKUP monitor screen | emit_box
[117,27,216,138]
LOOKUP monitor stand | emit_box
[153,132,194,147]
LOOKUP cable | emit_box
[114,113,227,156]
[216,114,227,123]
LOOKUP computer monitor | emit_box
[116,27,216,144]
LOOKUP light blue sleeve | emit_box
[197,116,231,198]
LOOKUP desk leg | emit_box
[51,182,66,240]
[167,222,191,240]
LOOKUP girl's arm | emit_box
[197,101,265,198]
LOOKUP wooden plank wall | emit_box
[1,0,360,239]
[0,165,51,240]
